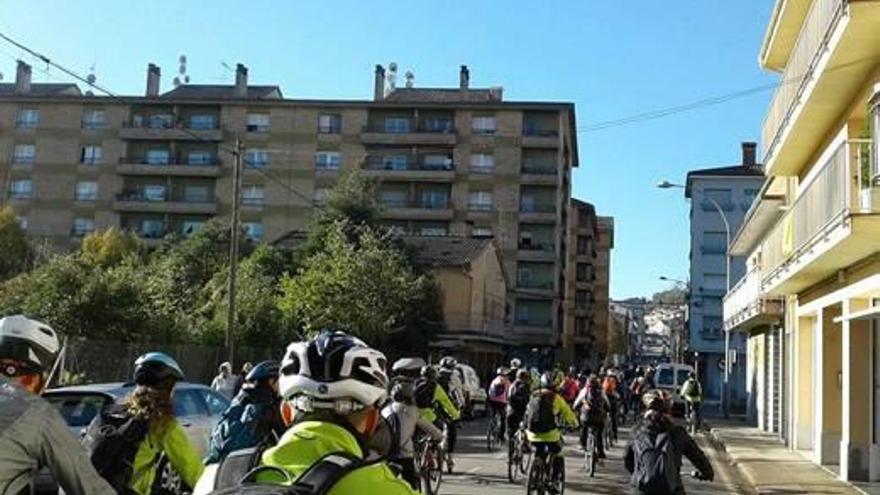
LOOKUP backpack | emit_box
[207,449,365,495]
[81,406,151,494]
[525,391,556,434]
[414,379,435,409]
[490,380,507,399]
[586,392,607,420]
[508,381,530,411]
[632,425,679,495]
[205,398,270,465]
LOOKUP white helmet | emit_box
[0,315,60,374]
[279,330,388,414]
[510,358,523,369]
[439,356,457,369]
[391,357,427,375]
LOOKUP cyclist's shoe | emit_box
[446,453,455,472]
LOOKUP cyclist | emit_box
[625,390,714,495]
[602,368,621,440]
[559,366,580,404]
[0,315,115,495]
[205,360,285,464]
[680,372,703,430]
[574,375,609,459]
[487,366,510,440]
[506,369,531,441]
[437,358,464,471]
[525,372,578,485]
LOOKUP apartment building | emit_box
[561,199,614,368]
[0,61,578,353]
[684,143,764,410]
[722,0,880,482]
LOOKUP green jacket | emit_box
[680,378,703,403]
[419,383,460,423]
[130,418,204,495]
[257,420,417,494]
[526,390,578,444]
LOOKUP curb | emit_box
[705,426,757,495]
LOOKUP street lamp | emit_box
[658,178,734,418]
[659,275,687,285]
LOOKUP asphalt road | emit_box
[437,416,750,495]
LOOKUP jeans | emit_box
[580,420,605,457]
[489,401,507,439]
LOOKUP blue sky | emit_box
[0,0,776,299]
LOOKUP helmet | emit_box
[241,362,254,373]
[420,365,437,380]
[568,366,577,376]
[0,315,60,374]
[392,357,427,376]
[516,369,530,381]
[246,360,280,383]
[510,358,522,369]
[279,330,388,413]
[539,372,555,390]
[688,371,696,380]
[606,368,616,376]
[219,361,232,373]
[642,389,672,412]
[496,366,509,376]
[133,352,184,386]
[439,356,457,369]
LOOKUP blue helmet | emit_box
[246,360,280,383]
[133,352,184,386]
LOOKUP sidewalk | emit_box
[708,420,865,495]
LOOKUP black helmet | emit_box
[420,365,437,381]
[439,356,457,369]
[642,389,672,412]
[246,360,280,383]
[539,372,555,390]
[133,352,184,386]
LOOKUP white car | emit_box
[456,364,487,418]
[654,363,695,416]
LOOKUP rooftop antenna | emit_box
[385,62,398,96]
[404,70,414,88]
[174,54,190,87]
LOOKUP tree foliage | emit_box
[80,227,144,267]
[0,206,32,281]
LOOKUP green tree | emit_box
[0,206,32,280]
[80,227,144,267]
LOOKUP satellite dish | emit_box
[184,75,190,84]
[179,54,187,64]
[404,71,414,88]
[173,76,181,87]
[388,62,398,72]
[86,73,96,85]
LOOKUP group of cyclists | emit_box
[1,313,713,495]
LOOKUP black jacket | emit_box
[624,413,714,495]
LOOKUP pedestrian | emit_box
[624,389,714,494]
[0,315,116,495]
[211,361,236,399]
[232,361,253,396]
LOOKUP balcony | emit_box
[760,139,880,295]
[521,162,559,185]
[518,240,555,261]
[519,201,557,222]
[723,268,784,333]
[113,190,218,215]
[379,198,453,221]
[361,157,455,182]
[120,118,223,141]
[521,127,559,148]
[116,157,222,177]
[762,0,880,175]
[360,121,457,146]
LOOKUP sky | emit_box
[0,0,777,299]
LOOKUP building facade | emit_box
[684,143,764,409]
[723,0,880,482]
[0,61,579,354]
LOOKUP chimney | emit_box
[459,65,470,91]
[373,64,386,101]
[741,142,757,166]
[15,60,31,94]
[145,63,160,97]
[235,64,248,98]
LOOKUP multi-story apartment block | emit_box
[0,61,578,354]
[684,143,764,410]
[724,0,880,482]
[561,199,614,367]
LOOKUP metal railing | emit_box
[522,126,559,137]
[363,157,455,172]
[519,241,555,252]
[762,0,846,161]
[362,121,455,134]
[520,202,556,213]
[119,156,220,166]
[521,163,558,175]
[116,189,215,203]
[761,139,874,282]
[124,116,220,130]
[518,279,554,290]
[380,198,450,210]
[514,318,553,327]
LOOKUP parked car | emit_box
[39,382,230,494]
[456,364,487,418]
[654,363,695,417]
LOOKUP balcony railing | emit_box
[762,0,846,161]
[761,139,875,281]
[723,266,784,331]
[521,163,558,175]
[518,279,554,290]
[380,198,450,210]
[124,116,220,130]
[362,121,455,134]
[519,241,555,252]
[522,127,559,137]
[468,203,493,212]
[363,157,454,172]
[520,202,556,213]
[515,318,553,328]
[119,156,220,166]
[116,189,215,203]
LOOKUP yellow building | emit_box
[724,0,880,481]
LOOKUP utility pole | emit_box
[226,137,244,366]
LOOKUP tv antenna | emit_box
[385,62,398,96]
[404,70,414,88]
[174,54,190,87]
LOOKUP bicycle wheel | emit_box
[520,435,533,475]
[421,445,443,495]
[527,455,544,495]
[507,437,520,482]
[553,454,566,495]
[584,432,595,477]
[487,414,499,452]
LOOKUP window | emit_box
[246,113,270,133]
[468,191,493,211]
[576,317,589,335]
[187,151,214,165]
[80,145,102,165]
[75,181,98,201]
[743,188,760,210]
[10,179,33,199]
[384,117,410,133]
[173,390,208,418]
[17,108,39,128]
[183,185,211,203]
[244,149,270,169]
[577,236,592,256]
[243,222,264,241]
[318,114,342,134]
[13,144,35,164]
[423,154,453,171]
[470,153,494,172]
[422,116,453,133]
[657,368,674,387]
[702,231,727,254]
[471,116,496,135]
[315,151,341,171]
[82,109,105,129]
[420,190,448,209]
[420,226,447,237]
[143,185,167,201]
[576,263,592,282]
[382,155,409,171]
[189,114,217,130]
[181,220,204,237]
[702,316,723,339]
[472,226,492,238]
[576,290,591,309]
[703,273,726,290]
[380,189,407,208]
[72,218,95,236]
[241,184,265,205]
[202,391,229,417]
[702,188,733,211]
[140,219,165,238]
[145,149,171,165]
[147,114,173,129]
[313,188,330,206]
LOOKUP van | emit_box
[654,363,694,415]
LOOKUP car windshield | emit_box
[677,369,691,386]
[44,393,113,427]
[657,368,674,387]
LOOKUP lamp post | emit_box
[658,179,733,418]
[659,276,688,363]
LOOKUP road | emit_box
[437,416,750,495]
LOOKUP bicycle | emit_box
[416,434,444,495]
[487,407,504,452]
[527,443,565,495]
[583,426,598,478]
[507,423,531,483]
[603,412,615,449]
[686,401,701,435]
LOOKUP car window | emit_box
[44,393,112,427]
[657,368,674,387]
[676,369,691,387]
[202,389,230,416]
[174,389,208,417]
